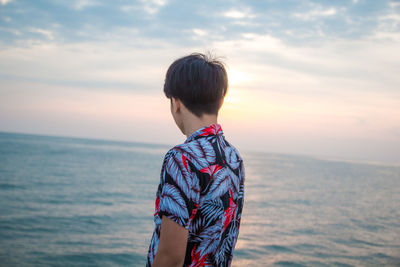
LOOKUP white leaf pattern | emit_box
[207,168,229,199]
[224,145,241,169]
[189,172,200,202]
[165,152,192,199]
[201,199,224,226]
[208,167,240,199]
[180,139,216,170]
[215,223,237,265]
[197,222,223,258]
[159,183,189,225]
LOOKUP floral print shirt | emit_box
[146,123,245,266]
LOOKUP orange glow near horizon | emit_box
[219,83,400,144]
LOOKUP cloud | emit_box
[140,0,168,15]
[216,31,400,152]
[0,37,199,91]
[0,26,20,36]
[293,7,337,21]
[30,28,54,40]
[373,5,400,41]
[2,25,398,99]
[0,0,395,47]
[72,0,99,10]
[0,0,12,5]
[192,28,207,37]
[378,13,400,32]
[224,9,256,19]
[389,1,400,8]
[210,32,400,145]
[213,31,400,90]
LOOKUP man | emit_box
[146,53,245,267]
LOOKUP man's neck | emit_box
[183,113,218,138]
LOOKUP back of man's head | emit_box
[164,52,228,118]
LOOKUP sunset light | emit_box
[0,0,399,164]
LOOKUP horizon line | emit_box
[1,129,399,168]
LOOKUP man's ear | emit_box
[171,97,181,113]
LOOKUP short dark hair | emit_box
[164,52,228,118]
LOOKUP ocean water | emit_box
[0,132,399,267]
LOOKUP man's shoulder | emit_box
[222,138,244,164]
[164,144,187,158]
[162,140,213,171]
[162,144,191,165]
[167,140,204,158]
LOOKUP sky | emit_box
[0,0,399,164]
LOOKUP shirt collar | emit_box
[184,123,223,143]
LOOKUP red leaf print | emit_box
[199,123,222,136]
[223,189,237,229]
[182,154,190,172]
[200,164,222,179]
[189,203,199,223]
[154,196,160,216]
[190,245,207,267]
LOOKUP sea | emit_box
[0,131,399,267]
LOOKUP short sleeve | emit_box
[158,150,197,230]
